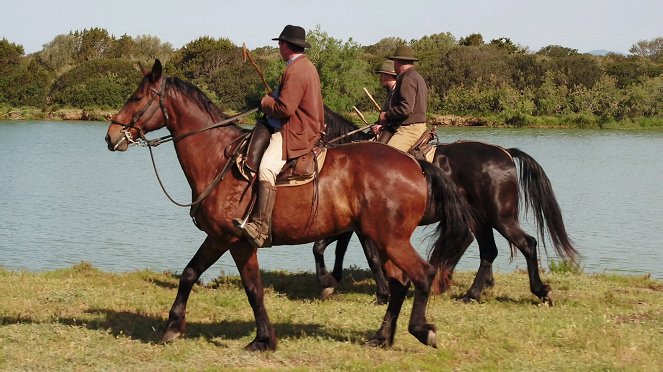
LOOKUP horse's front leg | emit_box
[162,236,226,343]
[230,244,277,351]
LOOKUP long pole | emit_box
[363,87,381,111]
[243,43,272,94]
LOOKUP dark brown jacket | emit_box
[386,67,427,127]
[261,56,324,160]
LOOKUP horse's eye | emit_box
[130,95,142,102]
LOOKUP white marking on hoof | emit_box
[427,330,438,348]
[320,287,335,300]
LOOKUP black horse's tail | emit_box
[419,160,475,294]
[508,148,579,262]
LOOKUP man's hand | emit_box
[371,124,382,135]
[260,94,272,107]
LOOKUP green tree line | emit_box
[1,27,662,127]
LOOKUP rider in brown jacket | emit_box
[377,45,429,152]
[235,25,324,248]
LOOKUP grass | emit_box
[1,263,662,370]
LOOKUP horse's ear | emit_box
[136,62,150,76]
[150,59,163,83]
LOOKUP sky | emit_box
[2,0,661,55]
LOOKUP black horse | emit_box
[317,107,578,305]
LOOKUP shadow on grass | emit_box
[204,268,382,301]
[1,309,372,345]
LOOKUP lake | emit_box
[1,121,662,282]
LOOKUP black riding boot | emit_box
[244,120,272,175]
[377,127,395,144]
[235,181,277,248]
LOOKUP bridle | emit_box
[109,76,257,209]
[109,76,168,149]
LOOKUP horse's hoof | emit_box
[541,294,554,307]
[460,293,480,303]
[426,330,438,348]
[364,337,389,348]
[161,329,182,344]
[320,287,335,300]
[245,339,276,352]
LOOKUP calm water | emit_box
[1,121,662,281]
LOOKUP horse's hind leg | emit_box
[313,234,346,300]
[497,222,552,304]
[356,234,389,304]
[163,236,226,343]
[365,261,409,348]
[463,223,498,302]
[367,241,437,348]
[230,244,277,351]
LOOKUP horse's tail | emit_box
[419,160,475,294]
[507,148,579,262]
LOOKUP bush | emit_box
[50,59,138,108]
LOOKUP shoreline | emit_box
[2,107,662,129]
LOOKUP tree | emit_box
[50,59,138,108]
[553,54,603,88]
[440,45,513,89]
[629,37,663,59]
[603,54,663,88]
[459,33,484,46]
[75,28,114,61]
[36,34,79,74]
[168,36,262,110]
[489,37,527,54]
[306,27,374,113]
[0,38,24,74]
[537,45,578,58]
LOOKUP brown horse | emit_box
[104,60,474,351]
[315,107,578,305]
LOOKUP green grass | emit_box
[1,263,662,370]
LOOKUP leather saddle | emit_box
[225,129,326,186]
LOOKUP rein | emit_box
[111,77,258,208]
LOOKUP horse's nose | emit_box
[105,133,115,151]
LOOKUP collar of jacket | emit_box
[286,54,304,67]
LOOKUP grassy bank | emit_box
[1,263,661,370]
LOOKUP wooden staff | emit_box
[363,87,382,111]
[352,106,370,125]
[242,43,272,94]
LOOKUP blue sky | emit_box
[2,0,661,55]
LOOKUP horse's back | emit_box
[271,142,428,244]
[435,141,519,220]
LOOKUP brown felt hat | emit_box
[375,60,397,76]
[272,25,311,49]
[388,45,419,61]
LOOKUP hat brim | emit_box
[272,37,311,49]
[375,70,397,76]
[388,55,419,61]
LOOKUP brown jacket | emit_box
[386,67,427,127]
[261,56,324,160]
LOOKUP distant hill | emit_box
[586,49,622,56]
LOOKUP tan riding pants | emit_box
[387,123,429,153]
[259,131,287,186]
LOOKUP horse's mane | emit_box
[323,105,372,144]
[168,77,233,122]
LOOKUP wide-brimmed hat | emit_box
[388,45,418,61]
[272,25,311,49]
[375,60,397,76]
